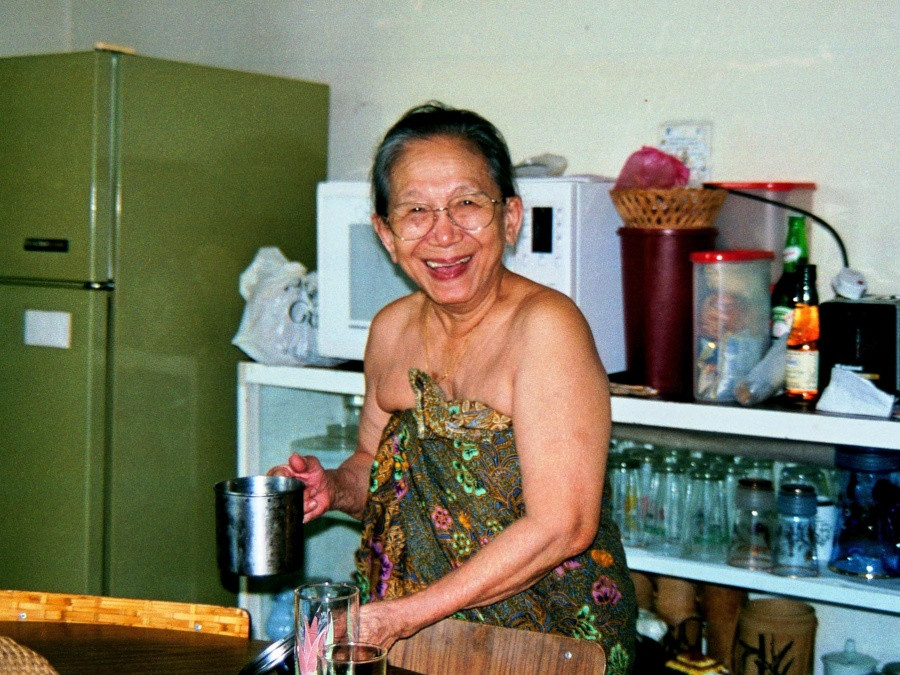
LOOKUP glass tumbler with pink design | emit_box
[294,582,360,675]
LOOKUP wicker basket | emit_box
[610,187,726,229]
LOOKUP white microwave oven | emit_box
[316,176,627,373]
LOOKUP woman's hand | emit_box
[357,598,421,652]
[267,453,335,522]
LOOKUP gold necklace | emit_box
[422,303,487,384]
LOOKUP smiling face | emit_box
[373,134,522,310]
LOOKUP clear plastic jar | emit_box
[691,250,774,402]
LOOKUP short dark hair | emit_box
[370,101,517,218]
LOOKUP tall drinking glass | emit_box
[681,466,729,562]
[609,456,644,546]
[295,582,360,675]
[727,477,776,570]
[644,459,688,555]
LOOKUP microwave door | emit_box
[349,223,416,327]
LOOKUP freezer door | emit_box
[0,52,114,282]
[0,283,108,593]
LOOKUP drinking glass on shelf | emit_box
[609,455,645,546]
[737,457,775,483]
[773,483,819,578]
[295,582,360,675]
[681,466,729,562]
[644,459,688,555]
[319,642,387,675]
[777,463,830,500]
[723,457,748,535]
[727,477,776,570]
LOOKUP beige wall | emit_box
[2,0,897,294]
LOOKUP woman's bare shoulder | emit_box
[508,275,587,334]
[500,274,602,374]
[363,292,424,410]
[368,292,424,346]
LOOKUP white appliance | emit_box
[317,176,627,373]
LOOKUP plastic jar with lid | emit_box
[691,250,774,403]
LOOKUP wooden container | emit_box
[734,598,816,675]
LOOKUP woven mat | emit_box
[0,635,59,674]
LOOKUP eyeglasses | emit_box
[385,192,502,241]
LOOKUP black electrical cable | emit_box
[705,186,850,268]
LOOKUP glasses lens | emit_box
[389,193,498,240]
[390,204,432,240]
[447,193,497,231]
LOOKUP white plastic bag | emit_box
[232,247,341,367]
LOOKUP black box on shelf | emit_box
[819,295,900,396]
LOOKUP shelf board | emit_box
[240,362,364,395]
[240,363,898,449]
[625,546,900,614]
[611,397,899,450]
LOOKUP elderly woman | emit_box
[271,102,636,672]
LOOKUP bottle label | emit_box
[785,349,819,393]
[784,245,803,264]
[772,306,794,338]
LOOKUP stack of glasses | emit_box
[606,440,837,576]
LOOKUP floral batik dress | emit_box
[354,369,636,673]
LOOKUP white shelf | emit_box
[240,361,364,395]
[241,363,898,449]
[237,363,900,619]
[625,547,900,615]
[611,397,899,450]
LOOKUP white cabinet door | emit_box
[237,363,364,639]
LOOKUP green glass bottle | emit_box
[770,215,810,338]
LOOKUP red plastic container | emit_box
[618,227,717,398]
[703,181,816,285]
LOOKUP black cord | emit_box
[706,186,850,268]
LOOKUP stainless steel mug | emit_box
[215,475,304,576]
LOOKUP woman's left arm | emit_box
[359,293,611,647]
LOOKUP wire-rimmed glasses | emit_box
[386,191,502,241]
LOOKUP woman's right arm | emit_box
[266,381,385,521]
[267,309,394,522]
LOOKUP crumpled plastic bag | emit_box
[232,247,342,367]
[613,146,690,190]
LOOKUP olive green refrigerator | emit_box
[0,49,328,605]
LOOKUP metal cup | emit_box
[214,475,304,576]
